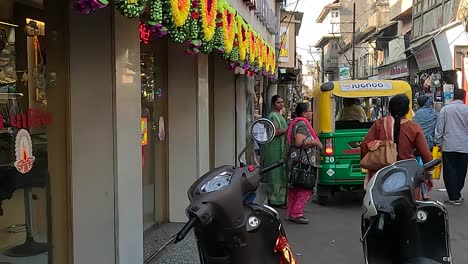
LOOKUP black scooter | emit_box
[146,118,296,264]
[361,158,453,264]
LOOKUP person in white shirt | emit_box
[434,89,468,206]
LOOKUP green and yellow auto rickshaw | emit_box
[312,80,413,205]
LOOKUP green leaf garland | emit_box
[115,0,148,18]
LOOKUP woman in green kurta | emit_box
[261,95,288,206]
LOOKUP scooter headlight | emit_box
[382,171,406,192]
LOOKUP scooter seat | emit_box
[404,257,441,264]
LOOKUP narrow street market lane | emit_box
[151,175,468,264]
[286,177,468,264]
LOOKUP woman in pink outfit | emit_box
[286,102,323,224]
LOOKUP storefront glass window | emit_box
[141,50,156,230]
[140,38,169,243]
[1,2,54,263]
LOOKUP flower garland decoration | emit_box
[189,0,199,40]
[212,10,224,53]
[72,0,276,75]
[148,0,168,37]
[170,0,192,27]
[236,15,249,62]
[221,2,236,54]
[268,46,276,74]
[256,38,264,68]
[200,0,218,42]
[74,0,108,14]
[265,45,272,74]
[261,40,267,70]
[186,0,205,54]
[248,29,257,64]
[115,0,148,18]
[162,0,191,43]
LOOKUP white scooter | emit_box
[361,159,453,264]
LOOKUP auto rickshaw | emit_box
[312,80,413,205]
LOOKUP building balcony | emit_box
[324,53,339,72]
[389,0,412,21]
[367,9,390,29]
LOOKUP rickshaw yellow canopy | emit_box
[318,80,412,98]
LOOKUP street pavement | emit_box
[150,176,468,264]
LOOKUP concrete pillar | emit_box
[167,43,211,222]
[197,54,210,177]
[113,11,144,264]
[213,57,236,167]
[235,75,247,164]
[69,8,142,264]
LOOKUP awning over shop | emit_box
[405,34,436,53]
[406,32,440,71]
[362,21,399,43]
[377,59,409,79]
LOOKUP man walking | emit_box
[435,89,468,206]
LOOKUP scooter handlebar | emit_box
[423,159,441,171]
[260,160,284,175]
[175,217,197,244]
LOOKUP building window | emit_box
[0,1,68,263]
[330,10,339,20]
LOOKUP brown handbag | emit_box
[360,117,398,171]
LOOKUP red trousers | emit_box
[287,187,312,218]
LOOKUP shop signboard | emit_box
[443,84,454,104]
[414,42,440,70]
[378,60,409,79]
[339,66,350,80]
[279,26,289,63]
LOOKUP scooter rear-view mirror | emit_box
[237,118,276,167]
[251,118,276,144]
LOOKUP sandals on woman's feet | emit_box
[288,216,309,224]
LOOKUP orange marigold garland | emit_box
[236,15,249,61]
[257,38,264,68]
[248,29,257,64]
[171,0,191,27]
[200,0,218,41]
[269,46,276,74]
[221,2,236,54]
[163,0,191,43]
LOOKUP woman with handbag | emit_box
[361,94,433,199]
[286,102,323,224]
